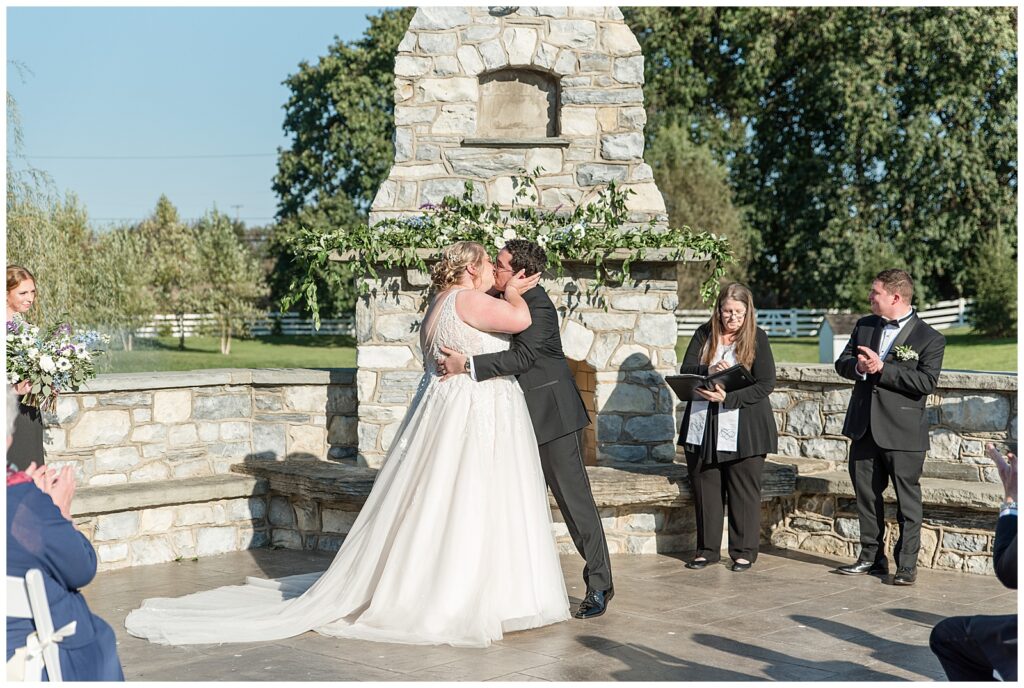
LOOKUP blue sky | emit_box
[7,6,383,228]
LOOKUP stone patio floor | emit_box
[85,546,1014,682]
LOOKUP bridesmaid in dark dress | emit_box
[7,265,44,470]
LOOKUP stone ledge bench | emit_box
[766,456,1004,575]
[71,474,270,570]
[230,458,798,555]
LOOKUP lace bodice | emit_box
[421,288,510,373]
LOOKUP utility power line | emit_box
[15,153,276,160]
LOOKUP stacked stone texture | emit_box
[43,370,358,485]
[369,6,666,227]
[764,365,1017,482]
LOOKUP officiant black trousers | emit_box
[538,429,613,592]
[685,451,766,563]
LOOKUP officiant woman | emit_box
[677,282,777,572]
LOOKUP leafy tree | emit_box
[625,7,1017,309]
[270,7,416,316]
[134,195,202,350]
[970,224,1017,337]
[83,228,155,350]
[194,210,267,354]
[6,190,93,329]
[645,123,754,307]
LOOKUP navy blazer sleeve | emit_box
[10,486,98,591]
[994,514,1017,589]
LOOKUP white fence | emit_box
[676,299,973,337]
[134,312,355,338]
[135,299,972,340]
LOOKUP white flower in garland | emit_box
[537,234,548,248]
[502,228,517,241]
[494,237,506,249]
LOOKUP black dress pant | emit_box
[538,429,612,592]
[685,451,766,563]
[849,429,925,569]
[7,400,44,470]
[929,614,1018,681]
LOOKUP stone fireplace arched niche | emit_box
[470,68,561,142]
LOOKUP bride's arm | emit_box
[456,286,532,334]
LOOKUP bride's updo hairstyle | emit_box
[430,241,487,291]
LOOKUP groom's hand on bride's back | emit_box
[437,346,468,381]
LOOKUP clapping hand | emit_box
[504,270,540,295]
[856,346,884,375]
[986,443,1017,505]
[24,462,77,521]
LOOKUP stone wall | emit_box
[370,6,665,227]
[43,369,359,486]
[766,365,1017,481]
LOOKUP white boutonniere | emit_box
[893,344,919,361]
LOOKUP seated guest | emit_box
[6,390,125,681]
[929,443,1017,681]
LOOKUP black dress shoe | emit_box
[731,561,752,572]
[893,567,917,585]
[574,587,614,619]
[685,559,711,570]
[837,559,889,576]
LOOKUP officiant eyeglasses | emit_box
[720,308,746,320]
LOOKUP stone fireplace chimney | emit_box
[353,7,689,469]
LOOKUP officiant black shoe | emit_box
[685,558,711,570]
[893,567,917,586]
[836,557,889,576]
[574,587,614,619]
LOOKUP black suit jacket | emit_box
[472,286,590,445]
[676,323,779,459]
[835,313,945,452]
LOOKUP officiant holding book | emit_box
[677,283,778,572]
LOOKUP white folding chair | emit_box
[7,569,76,682]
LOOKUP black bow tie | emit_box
[883,313,913,328]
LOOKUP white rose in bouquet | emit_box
[39,355,57,373]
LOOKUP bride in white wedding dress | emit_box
[125,241,570,648]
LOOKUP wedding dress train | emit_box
[124,288,569,647]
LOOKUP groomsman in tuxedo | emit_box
[437,239,614,618]
[834,269,945,585]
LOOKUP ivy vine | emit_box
[285,175,734,328]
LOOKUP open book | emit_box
[665,364,756,402]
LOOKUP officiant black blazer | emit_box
[676,323,778,459]
[472,286,590,445]
[834,313,945,452]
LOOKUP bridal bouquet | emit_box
[6,315,110,412]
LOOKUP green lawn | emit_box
[102,336,357,373]
[101,328,1014,374]
[675,327,1017,372]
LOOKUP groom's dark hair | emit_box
[504,239,547,276]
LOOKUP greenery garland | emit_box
[285,175,734,328]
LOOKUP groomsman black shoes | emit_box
[893,567,917,585]
[837,558,889,576]
[574,587,614,619]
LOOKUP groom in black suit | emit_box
[437,239,614,618]
[835,269,945,585]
